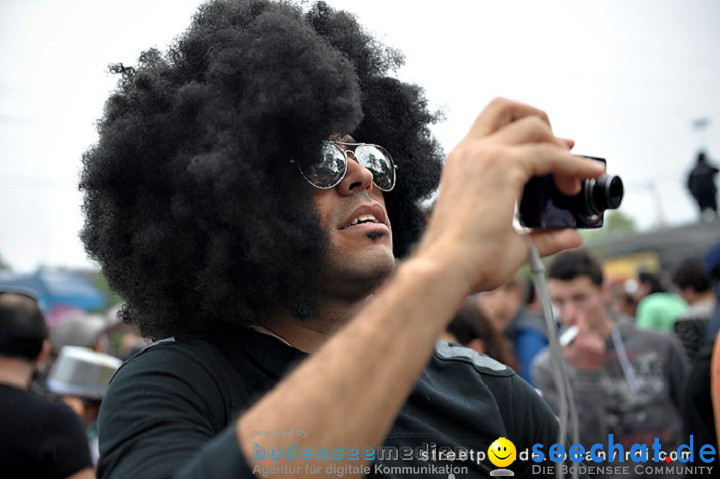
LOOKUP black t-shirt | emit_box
[0,382,93,479]
[98,329,570,478]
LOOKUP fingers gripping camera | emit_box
[519,156,624,229]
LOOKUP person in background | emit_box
[0,291,94,479]
[479,274,547,385]
[704,241,720,341]
[634,271,686,333]
[671,258,716,362]
[533,249,690,479]
[96,306,146,361]
[672,259,716,320]
[31,311,109,396]
[609,279,637,320]
[47,345,123,466]
[50,312,107,355]
[682,241,720,460]
[443,298,519,371]
[686,150,719,219]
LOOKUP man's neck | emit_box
[261,296,371,353]
[0,357,34,389]
[688,291,716,306]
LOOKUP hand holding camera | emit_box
[419,98,607,294]
[519,156,624,229]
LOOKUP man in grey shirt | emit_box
[533,249,692,479]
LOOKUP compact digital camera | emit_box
[518,156,624,229]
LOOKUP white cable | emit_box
[524,235,580,479]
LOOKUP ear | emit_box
[35,339,52,366]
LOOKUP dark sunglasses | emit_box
[293,141,397,192]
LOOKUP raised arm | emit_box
[237,98,605,477]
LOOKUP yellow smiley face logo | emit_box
[488,437,516,468]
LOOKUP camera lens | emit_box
[577,174,624,219]
[592,174,624,211]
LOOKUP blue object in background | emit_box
[0,270,107,315]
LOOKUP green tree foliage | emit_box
[581,210,637,242]
[0,253,9,271]
[603,210,637,233]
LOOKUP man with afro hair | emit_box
[82,1,604,477]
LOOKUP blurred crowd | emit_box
[0,291,144,477]
[441,239,720,478]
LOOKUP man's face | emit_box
[310,139,395,298]
[479,284,521,331]
[548,275,608,332]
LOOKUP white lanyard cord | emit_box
[610,327,640,393]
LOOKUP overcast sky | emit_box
[2,0,719,272]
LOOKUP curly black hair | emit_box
[80,0,443,339]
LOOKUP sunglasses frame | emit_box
[292,141,398,192]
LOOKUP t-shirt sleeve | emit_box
[46,401,94,479]
[177,426,254,478]
[97,343,254,479]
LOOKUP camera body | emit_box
[518,156,624,229]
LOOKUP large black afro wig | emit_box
[81,0,443,339]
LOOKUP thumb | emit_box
[527,229,583,258]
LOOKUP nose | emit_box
[336,152,374,195]
[557,302,579,326]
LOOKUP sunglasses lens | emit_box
[298,143,347,188]
[355,145,395,191]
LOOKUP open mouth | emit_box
[339,203,388,231]
[344,214,379,229]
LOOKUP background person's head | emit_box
[546,249,611,333]
[0,292,51,388]
[445,299,518,370]
[50,313,107,356]
[634,271,666,301]
[478,274,527,332]
[0,292,48,363]
[608,280,637,318]
[671,259,712,305]
[80,0,444,339]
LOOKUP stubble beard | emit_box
[318,248,396,302]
